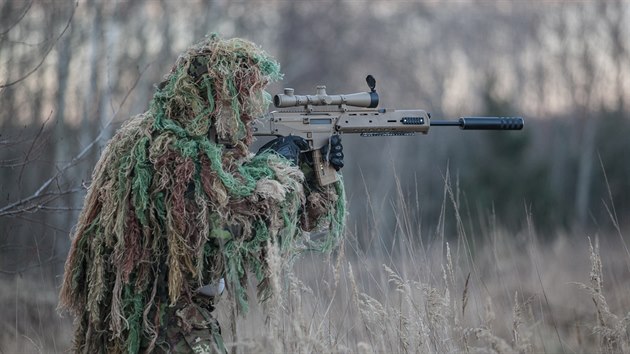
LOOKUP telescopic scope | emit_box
[274,75,379,109]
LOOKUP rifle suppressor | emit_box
[430,117,524,130]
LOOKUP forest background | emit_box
[1,1,629,353]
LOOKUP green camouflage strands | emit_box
[58,35,345,353]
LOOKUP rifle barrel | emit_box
[431,117,524,130]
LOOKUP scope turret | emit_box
[273,75,379,109]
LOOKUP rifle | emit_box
[252,75,524,186]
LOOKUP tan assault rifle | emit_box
[252,76,524,186]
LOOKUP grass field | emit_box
[216,231,630,354]
[2,184,630,354]
[2,230,629,353]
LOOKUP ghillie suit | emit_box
[58,35,345,353]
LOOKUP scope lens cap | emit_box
[366,75,376,92]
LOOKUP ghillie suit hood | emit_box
[58,35,345,353]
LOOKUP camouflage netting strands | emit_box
[58,34,346,353]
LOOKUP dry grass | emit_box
[207,230,628,354]
[1,230,629,353]
[2,179,630,353]
[0,277,73,353]
[210,174,630,353]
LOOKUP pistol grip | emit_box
[312,149,339,186]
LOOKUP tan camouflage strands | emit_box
[58,35,346,353]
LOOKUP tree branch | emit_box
[0,64,149,218]
[0,1,77,89]
[0,0,33,36]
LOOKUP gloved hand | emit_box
[257,135,309,165]
[258,135,344,171]
[321,135,344,171]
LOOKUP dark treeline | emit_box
[1,0,629,275]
